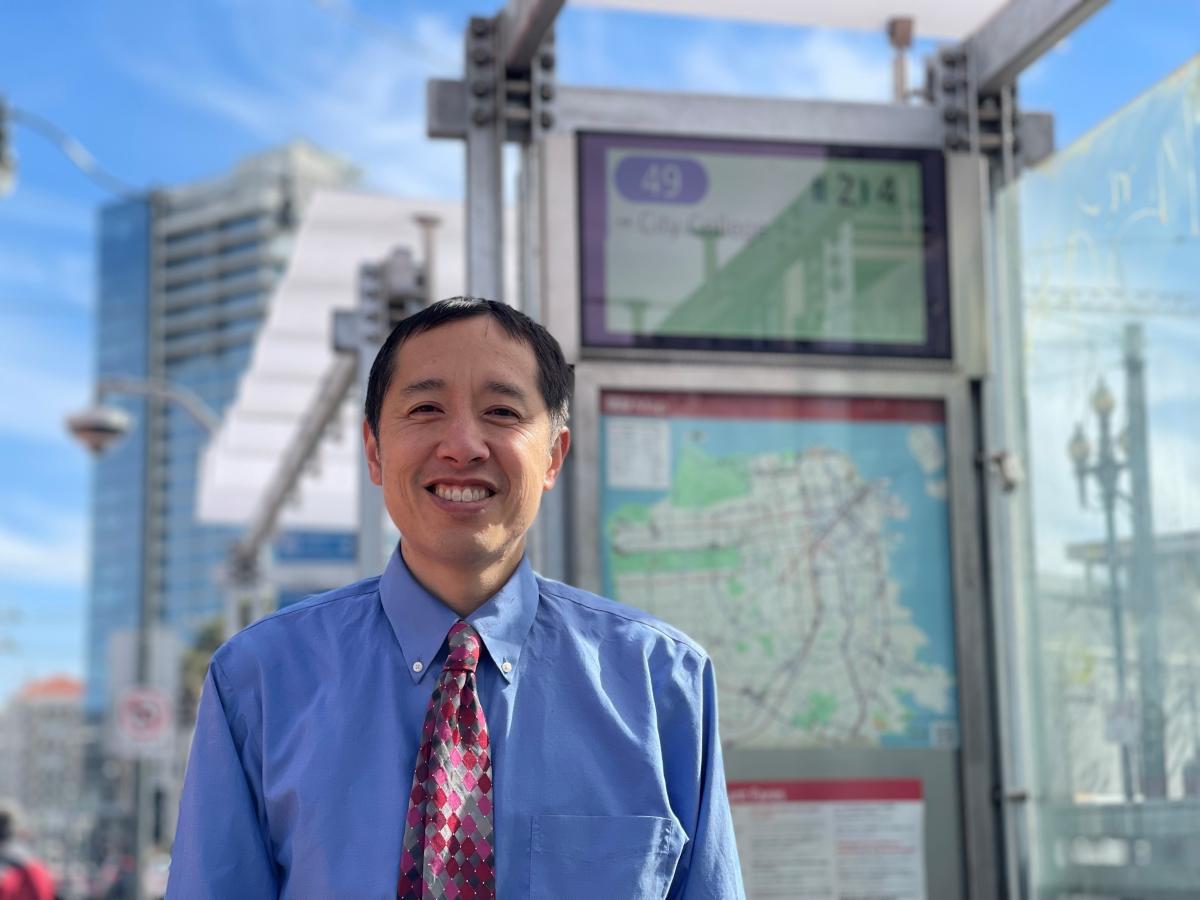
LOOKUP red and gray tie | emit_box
[398,621,496,899]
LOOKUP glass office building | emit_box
[85,143,358,716]
[87,199,152,715]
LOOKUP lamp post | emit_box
[1,95,139,199]
[1068,378,1135,801]
[66,377,219,900]
[1067,322,1168,802]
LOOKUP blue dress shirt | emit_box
[167,549,745,899]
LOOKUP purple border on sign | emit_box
[576,131,952,359]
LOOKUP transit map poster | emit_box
[578,132,951,357]
[600,390,960,749]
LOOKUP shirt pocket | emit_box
[530,814,686,900]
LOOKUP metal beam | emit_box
[427,78,531,143]
[967,0,1108,93]
[465,18,506,298]
[501,0,565,69]
[429,80,948,148]
[555,85,947,147]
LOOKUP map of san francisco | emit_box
[601,391,959,749]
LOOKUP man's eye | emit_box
[410,404,441,414]
[488,407,519,419]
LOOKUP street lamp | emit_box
[1,95,138,199]
[1068,376,1135,801]
[65,377,220,454]
[65,376,218,900]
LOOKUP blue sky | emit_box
[0,0,1196,702]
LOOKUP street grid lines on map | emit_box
[601,391,959,749]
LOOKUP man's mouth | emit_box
[427,484,496,503]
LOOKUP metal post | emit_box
[357,265,386,581]
[1072,379,1137,801]
[1125,323,1167,797]
[886,18,914,104]
[357,351,385,580]
[1096,405,1136,801]
[414,213,441,307]
[131,191,170,900]
[465,16,505,299]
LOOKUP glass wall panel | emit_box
[995,13,1200,896]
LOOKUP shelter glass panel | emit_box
[996,49,1200,900]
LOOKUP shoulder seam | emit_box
[233,585,378,636]
[537,581,705,659]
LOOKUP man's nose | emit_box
[436,413,490,464]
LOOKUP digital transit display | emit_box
[578,132,951,358]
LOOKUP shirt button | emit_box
[412,661,424,673]
[501,661,513,674]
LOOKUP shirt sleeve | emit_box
[166,659,279,899]
[667,655,746,900]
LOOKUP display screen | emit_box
[578,133,951,357]
[599,390,960,749]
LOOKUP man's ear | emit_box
[543,427,571,491]
[362,419,383,486]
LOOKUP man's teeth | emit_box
[434,485,491,502]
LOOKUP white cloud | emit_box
[0,361,88,445]
[0,184,95,235]
[0,313,92,445]
[110,4,465,197]
[0,508,87,589]
[675,28,894,101]
[0,245,92,308]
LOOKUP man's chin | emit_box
[403,534,520,572]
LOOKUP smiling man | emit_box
[167,298,744,899]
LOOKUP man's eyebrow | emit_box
[486,381,529,402]
[399,378,446,395]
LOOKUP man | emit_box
[167,298,744,898]
[0,805,56,900]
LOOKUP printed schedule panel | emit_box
[729,780,926,900]
[599,390,961,750]
[578,133,951,357]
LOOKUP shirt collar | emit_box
[378,545,539,685]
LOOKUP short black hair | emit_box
[365,297,573,440]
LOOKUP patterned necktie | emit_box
[398,621,496,900]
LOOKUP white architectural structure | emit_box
[196,189,515,604]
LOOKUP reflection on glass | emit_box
[1001,54,1200,896]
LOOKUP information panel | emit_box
[578,133,950,357]
[729,780,926,900]
[600,390,960,749]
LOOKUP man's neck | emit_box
[400,543,523,618]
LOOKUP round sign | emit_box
[116,687,171,743]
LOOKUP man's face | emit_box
[363,315,569,580]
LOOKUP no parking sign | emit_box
[113,686,174,760]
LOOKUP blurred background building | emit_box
[87,142,359,717]
[0,675,91,893]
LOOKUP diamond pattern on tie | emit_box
[398,622,496,900]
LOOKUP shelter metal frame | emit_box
[429,1,1113,896]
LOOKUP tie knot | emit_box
[444,622,482,673]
